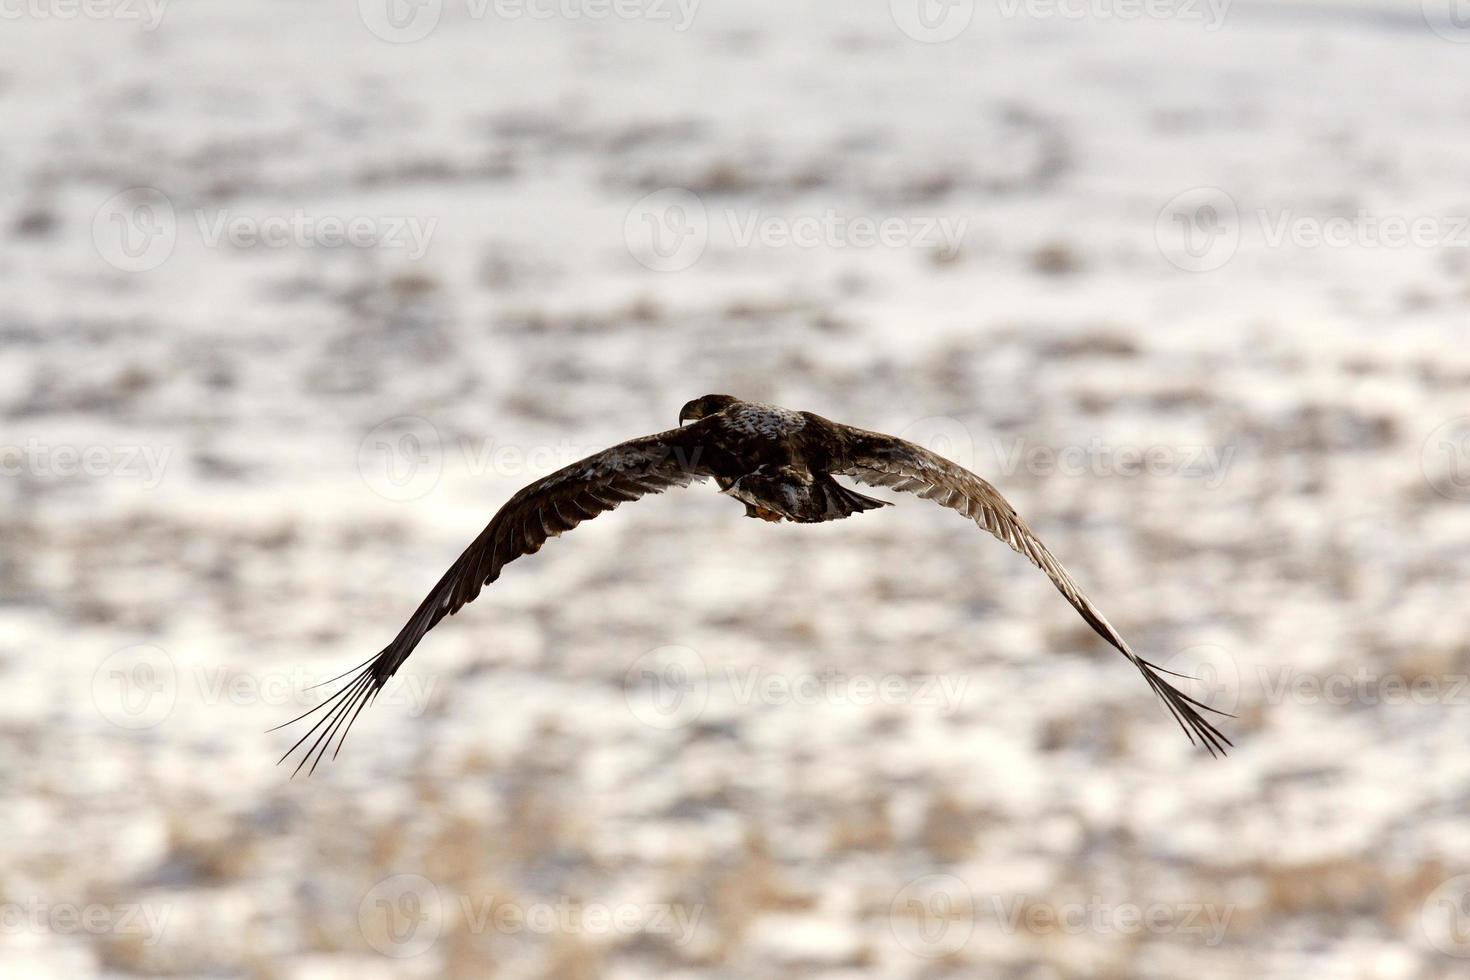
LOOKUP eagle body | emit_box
[278,394,1232,774]
[689,400,891,522]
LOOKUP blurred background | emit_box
[4,1,1470,977]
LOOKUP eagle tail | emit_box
[821,479,891,519]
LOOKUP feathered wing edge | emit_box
[834,428,1233,757]
[272,426,713,775]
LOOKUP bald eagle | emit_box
[278,395,1231,773]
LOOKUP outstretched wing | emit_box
[832,426,1232,756]
[277,424,715,774]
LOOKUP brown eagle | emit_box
[278,395,1231,773]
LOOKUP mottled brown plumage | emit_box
[277,395,1231,774]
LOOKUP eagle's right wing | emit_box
[276,422,715,774]
[833,425,1232,756]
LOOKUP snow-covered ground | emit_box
[4,1,1470,977]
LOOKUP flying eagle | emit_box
[278,395,1231,773]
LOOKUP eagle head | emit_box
[679,394,739,425]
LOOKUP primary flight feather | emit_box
[276,395,1232,774]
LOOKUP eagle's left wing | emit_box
[832,426,1232,756]
[276,423,715,774]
